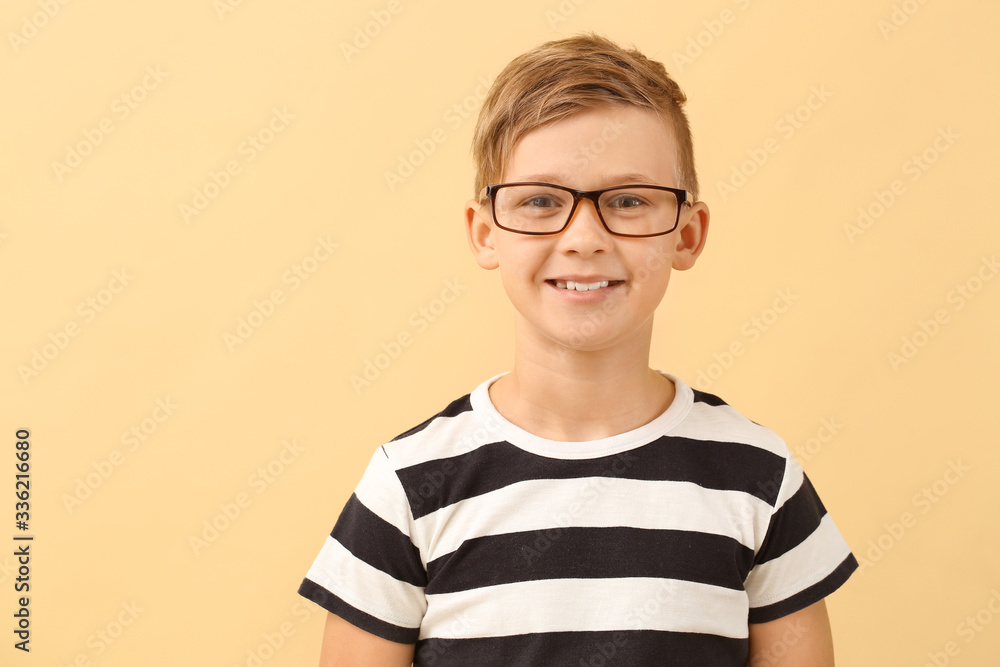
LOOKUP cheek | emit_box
[495,251,534,297]
[496,239,548,275]
[628,247,673,293]
[632,272,671,302]
[497,266,519,297]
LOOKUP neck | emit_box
[489,317,675,441]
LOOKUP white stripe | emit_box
[354,449,418,540]
[420,577,748,640]
[744,513,853,608]
[385,407,503,469]
[414,477,772,563]
[774,456,805,512]
[674,402,790,458]
[305,536,426,628]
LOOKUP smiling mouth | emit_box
[548,280,625,292]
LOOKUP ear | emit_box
[465,198,499,270]
[671,199,709,271]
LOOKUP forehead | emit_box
[503,105,678,188]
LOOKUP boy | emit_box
[299,33,857,666]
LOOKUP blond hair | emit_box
[471,33,699,200]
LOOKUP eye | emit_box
[520,194,561,208]
[606,193,649,210]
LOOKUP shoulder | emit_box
[666,378,801,509]
[676,381,791,461]
[389,392,475,443]
[378,381,502,471]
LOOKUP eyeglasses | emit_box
[483,182,691,237]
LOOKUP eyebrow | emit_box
[510,173,663,187]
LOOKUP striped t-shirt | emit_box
[298,372,857,665]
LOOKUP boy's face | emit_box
[465,105,709,354]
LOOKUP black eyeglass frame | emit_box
[483,182,693,238]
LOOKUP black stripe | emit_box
[297,578,419,644]
[390,394,473,441]
[748,553,859,623]
[330,494,427,587]
[414,629,748,666]
[754,473,828,566]
[425,526,753,594]
[400,437,786,519]
[692,388,729,407]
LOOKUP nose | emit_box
[558,197,612,255]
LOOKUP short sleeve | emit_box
[743,454,858,623]
[297,446,428,643]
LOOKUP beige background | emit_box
[2,0,998,665]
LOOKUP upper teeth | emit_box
[555,280,610,291]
